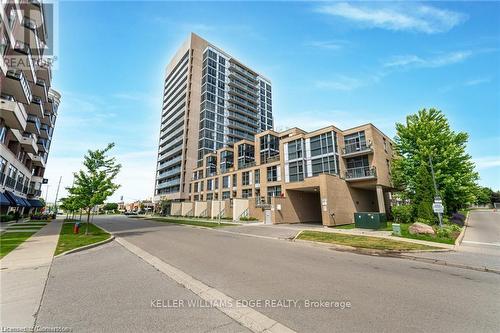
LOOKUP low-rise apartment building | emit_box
[182,123,394,226]
[0,1,60,214]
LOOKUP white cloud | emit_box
[306,40,350,50]
[383,51,473,69]
[316,2,467,34]
[474,156,500,170]
[464,77,491,86]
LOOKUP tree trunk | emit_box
[86,208,91,235]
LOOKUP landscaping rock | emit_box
[409,222,435,235]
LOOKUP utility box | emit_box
[354,212,387,229]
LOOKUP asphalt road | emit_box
[36,241,250,333]
[76,215,500,333]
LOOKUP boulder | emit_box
[409,222,435,235]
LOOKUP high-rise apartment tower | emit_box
[154,33,273,201]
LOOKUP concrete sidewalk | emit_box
[0,219,63,329]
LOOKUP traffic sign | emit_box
[433,203,444,213]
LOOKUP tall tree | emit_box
[68,143,121,234]
[392,108,478,213]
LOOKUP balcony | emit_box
[238,161,256,170]
[342,141,373,157]
[255,196,272,209]
[228,79,258,97]
[11,129,38,154]
[27,186,42,197]
[37,138,49,152]
[31,154,46,167]
[157,178,181,189]
[10,40,36,82]
[21,1,45,29]
[261,155,280,164]
[27,114,41,135]
[227,103,258,120]
[0,96,28,131]
[157,167,182,179]
[27,95,45,118]
[40,124,50,139]
[345,166,377,181]
[33,79,48,102]
[4,70,32,104]
[36,58,52,87]
[15,16,43,56]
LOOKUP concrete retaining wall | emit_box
[181,202,194,216]
[171,202,182,216]
[194,201,208,217]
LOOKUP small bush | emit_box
[392,205,414,224]
[436,224,462,239]
[415,217,433,225]
[239,216,258,221]
[0,214,15,222]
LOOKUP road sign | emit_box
[433,202,444,213]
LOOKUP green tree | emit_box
[68,143,121,234]
[392,108,478,213]
[475,187,493,206]
[102,202,119,211]
[413,162,435,221]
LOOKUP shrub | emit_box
[0,214,15,222]
[436,224,462,239]
[415,217,433,225]
[239,216,258,221]
[392,205,414,224]
[450,212,466,226]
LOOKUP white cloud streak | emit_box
[316,2,467,34]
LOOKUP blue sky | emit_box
[44,1,500,203]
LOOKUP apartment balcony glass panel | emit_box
[345,166,377,180]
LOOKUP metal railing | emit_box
[345,166,377,180]
[261,155,280,164]
[255,196,272,208]
[343,141,372,155]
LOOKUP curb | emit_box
[54,235,115,258]
[454,211,469,249]
[394,253,500,275]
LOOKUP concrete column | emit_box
[376,185,386,214]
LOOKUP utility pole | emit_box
[53,176,62,215]
[429,156,443,228]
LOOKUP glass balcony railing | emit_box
[7,69,32,102]
[345,166,377,180]
[343,141,372,155]
[27,114,41,131]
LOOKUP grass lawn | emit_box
[0,231,37,258]
[297,231,438,251]
[395,223,459,245]
[148,217,236,228]
[55,222,111,255]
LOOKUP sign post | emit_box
[433,197,444,228]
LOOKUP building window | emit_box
[311,156,337,176]
[222,191,230,199]
[207,179,213,191]
[254,169,260,184]
[242,171,250,186]
[267,166,277,182]
[242,189,252,198]
[266,186,281,197]
[287,139,303,160]
[206,193,213,201]
[288,161,304,182]
[310,132,335,157]
[346,155,369,169]
[222,176,230,188]
[232,174,237,187]
[344,131,367,154]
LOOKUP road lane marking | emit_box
[115,237,296,333]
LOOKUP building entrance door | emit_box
[264,209,272,224]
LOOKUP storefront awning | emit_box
[28,199,44,208]
[4,191,29,207]
[0,192,13,207]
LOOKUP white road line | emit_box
[115,237,296,333]
[462,240,500,247]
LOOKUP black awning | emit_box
[1,192,13,207]
[4,191,29,207]
[28,199,44,208]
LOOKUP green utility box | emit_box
[354,212,387,229]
